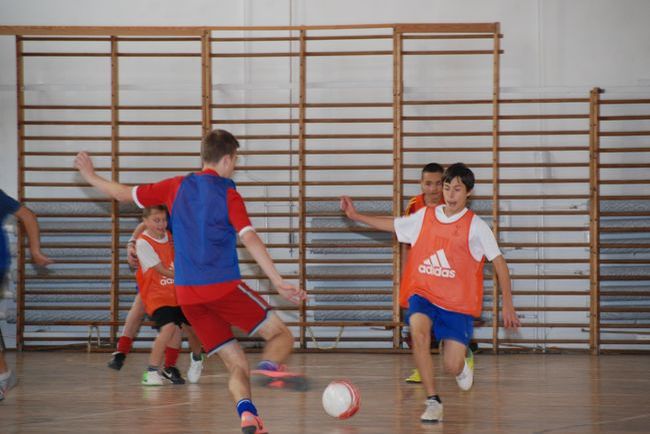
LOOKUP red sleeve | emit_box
[133,176,183,212]
[227,188,252,233]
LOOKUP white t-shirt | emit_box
[135,230,169,273]
[394,205,502,262]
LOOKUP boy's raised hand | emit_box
[275,281,306,305]
[74,151,96,180]
[339,195,358,219]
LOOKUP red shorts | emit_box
[180,282,271,356]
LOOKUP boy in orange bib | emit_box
[136,206,202,386]
[341,163,519,423]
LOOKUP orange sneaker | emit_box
[252,365,310,391]
[240,411,268,434]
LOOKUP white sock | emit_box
[0,370,11,381]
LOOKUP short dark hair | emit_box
[143,205,167,219]
[443,163,475,191]
[201,129,240,164]
[422,162,444,176]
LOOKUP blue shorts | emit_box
[406,294,473,346]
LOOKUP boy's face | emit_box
[143,209,167,237]
[421,171,443,205]
[442,177,471,214]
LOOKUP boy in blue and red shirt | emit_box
[75,129,305,434]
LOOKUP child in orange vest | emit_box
[402,162,445,384]
[136,205,203,386]
[341,163,520,423]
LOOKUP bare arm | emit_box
[151,262,174,278]
[240,229,305,304]
[74,151,133,202]
[340,196,396,233]
[126,222,146,269]
[14,206,53,266]
[492,255,520,329]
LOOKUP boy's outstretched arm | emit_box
[340,195,396,233]
[492,255,521,329]
[240,230,306,305]
[74,151,133,202]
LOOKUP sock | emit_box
[164,347,180,368]
[0,370,10,381]
[236,398,258,417]
[116,336,133,354]
[427,394,442,403]
[147,365,158,372]
[257,360,279,371]
[191,352,202,362]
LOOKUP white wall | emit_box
[1,0,649,195]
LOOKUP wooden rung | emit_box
[402,49,502,55]
[600,115,650,121]
[599,147,650,153]
[601,131,650,136]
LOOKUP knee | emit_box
[262,319,293,343]
[443,356,463,375]
[410,328,430,349]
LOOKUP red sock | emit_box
[165,347,180,368]
[117,336,133,354]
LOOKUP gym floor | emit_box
[1,351,649,434]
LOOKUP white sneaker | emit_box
[455,350,474,391]
[421,398,443,422]
[0,370,18,401]
[187,353,203,384]
[141,370,164,386]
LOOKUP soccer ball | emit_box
[322,380,360,419]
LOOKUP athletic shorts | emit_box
[181,282,271,356]
[406,294,473,346]
[150,306,190,330]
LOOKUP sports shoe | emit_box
[141,370,164,386]
[107,352,126,371]
[405,368,422,383]
[455,348,474,391]
[161,366,186,385]
[0,370,18,401]
[420,397,443,423]
[240,411,268,434]
[252,364,309,391]
[187,353,204,384]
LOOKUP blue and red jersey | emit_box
[133,169,253,305]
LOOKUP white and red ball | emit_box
[322,380,361,419]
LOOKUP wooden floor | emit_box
[0,351,649,434]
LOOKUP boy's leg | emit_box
[141,322,178,386]
[0,351,17,402]
[218,341,251,401]
[435,308,474,391]
[409,313,436,396]
[217,342,268,434]
[149,323,177,368]
[407,295,443,423]
[256,313,293,364]
[252,313,308,391]
[441,339,466,376]
[109,293,145,370]
[441,339,474,391]
[182,324,204,384]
